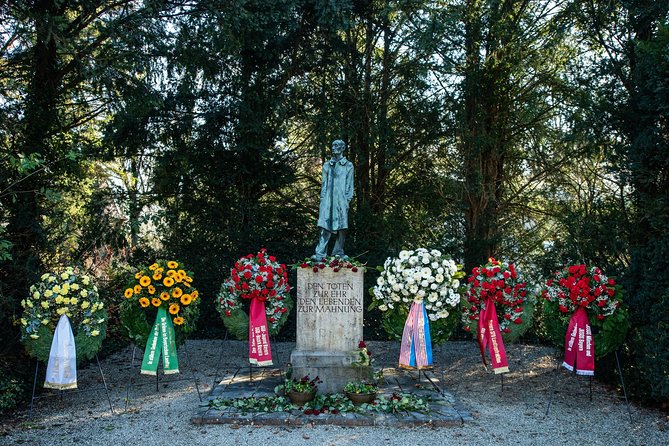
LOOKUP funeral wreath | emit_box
[120,259,200,348]
[21,267,107,363]
[541,264,628,357]
[218,248,292,340]
[460,258,534,343]
[370,248,464,344]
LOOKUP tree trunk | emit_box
[374,14,393,214]
[128,158,140,252]
[460,0,511,272]
[7,1,63,286]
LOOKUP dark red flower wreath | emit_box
[461,258,528,335]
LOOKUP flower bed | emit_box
[210,392,430,415]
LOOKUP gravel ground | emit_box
[1,340,667,446]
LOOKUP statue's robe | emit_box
[317,157,354,232]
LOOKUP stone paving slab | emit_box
[192,365,472,427]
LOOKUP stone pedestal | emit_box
[290,268,369,393]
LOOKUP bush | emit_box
[0,370,26,414]
[623,254,669,404]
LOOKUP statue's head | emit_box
[331,139,345,156]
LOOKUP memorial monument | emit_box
[312,139,354,260]
[291,140,368,393]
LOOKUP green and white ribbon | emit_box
[141,307,179,375]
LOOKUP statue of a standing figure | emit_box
[312,139,354,260]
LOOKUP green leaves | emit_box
[0,226,12,261]
[210,391,431,414]
[8,153,45,174]
[210,395,295,413]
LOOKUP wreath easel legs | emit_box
[545,349,632,422]
[124,342,201,412]
[29,354,114,419]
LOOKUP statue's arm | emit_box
[345,163,354,202]
[320,163,328,200]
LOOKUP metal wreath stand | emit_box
[211,331,277,393]
[124,340,202,411]
[545,349,632,422]
[29,354,114,418]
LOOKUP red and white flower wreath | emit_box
[542,264,620,318]
[461,258,529,338]
[218,249,292,337]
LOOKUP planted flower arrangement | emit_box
[343,380,378,394]
[210,392,430,415]
[343,380,378,405]
[276,375,322,405]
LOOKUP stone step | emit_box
[193,365,472,427]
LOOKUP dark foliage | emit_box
[1,0,667,411]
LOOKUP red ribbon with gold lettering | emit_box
[248,297,273,366]
[562,307,594,375]
[478,298,509,374]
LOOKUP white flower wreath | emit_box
[372,248,462,321]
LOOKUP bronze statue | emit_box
[312,140,354,260]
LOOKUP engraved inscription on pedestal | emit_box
[291,268,367,393]
[295,268,363,352]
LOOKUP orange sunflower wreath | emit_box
[120,260,200,348]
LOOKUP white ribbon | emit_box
[44,315,78,390]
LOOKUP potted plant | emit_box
[343,380,378,405]
[277,375,321,405]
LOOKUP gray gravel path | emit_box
[2,340,667,445]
